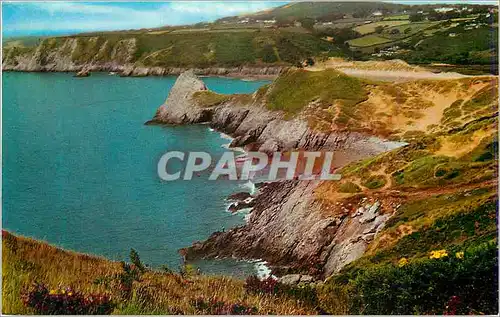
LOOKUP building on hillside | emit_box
[435,7,455,13]
[372,11,383,16]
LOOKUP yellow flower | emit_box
[429,249,448,259]
[61,289,66,294]
[49,289,57,295]
[398,257,409,267]
[68,292,73,296]
[455,251,464,259]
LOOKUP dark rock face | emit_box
[151,71,405,278]
[228,192,252,201]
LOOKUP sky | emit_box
[2,1,498,38]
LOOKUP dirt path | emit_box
[306,58,495,82]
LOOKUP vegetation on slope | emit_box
[2,30,343,69]
[401,25,499,65]
[310,74,498,314]
[322,241,498,314]
[193,91,231,108]
[218,2,408,23]
[266,68,368,119]
[2,231,315,315]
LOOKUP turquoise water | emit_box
[2,72,270,276]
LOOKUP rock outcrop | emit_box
[150,71,405,278]
[74,68,90,77]
[149,70,210,124]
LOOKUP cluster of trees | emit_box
[315,27,362,44]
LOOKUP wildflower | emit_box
[398,257,409,267]
[49,289,57,295]
[455,251,464,259]
[430,249,448,259]
[68,292,73,296]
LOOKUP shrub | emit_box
[347,242,498,315]
[129,248,145,273]
[338,181,362,193]
[116,261,141,299]
[21,283,114,315]
[244,276,279,295]
[363,175,387,189]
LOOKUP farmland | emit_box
[354,20,410,35]
[347,34,393,47]
[2,1,498,73]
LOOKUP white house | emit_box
[435,7,455,13]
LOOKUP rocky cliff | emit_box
[150,70,406,278]
[150,69,498,279]
[2,35,294,78]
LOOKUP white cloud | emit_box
[169,2,280,14]
[4,2,282,35]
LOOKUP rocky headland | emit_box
[149,70,411,278]
[149,67,498,280]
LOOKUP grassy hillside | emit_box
[402,25,499,65]
[3,29,343,69]
[309,75,498,314]
[218,2,408,22]
[2,231,315,315]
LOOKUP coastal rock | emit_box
[279,274,301,285]
[150,70,208,124]
[75,68,90,77]
[228,192,252,201]
[299,275,314,283]
[154,71,403,277]
[322,201,389,275]
[2,39,285,77]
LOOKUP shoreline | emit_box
[1,66,283,81]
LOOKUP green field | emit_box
[381,22,439,39]
[353,20,410,35]
[347,34,393,47]
[383,14,410,21]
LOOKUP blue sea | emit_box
[2,72,271,277]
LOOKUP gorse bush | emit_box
[343,242,498,315]
[21,283,114,315]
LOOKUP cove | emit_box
[2,72,271,277]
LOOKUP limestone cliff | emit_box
[2,37,284,77]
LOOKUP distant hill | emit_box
[2,1,497,74]
[216,2,409,23]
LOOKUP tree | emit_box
[375,26,385,34]
[409,13,425,22]
[299,18,316,31]
[316,28,361,44]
